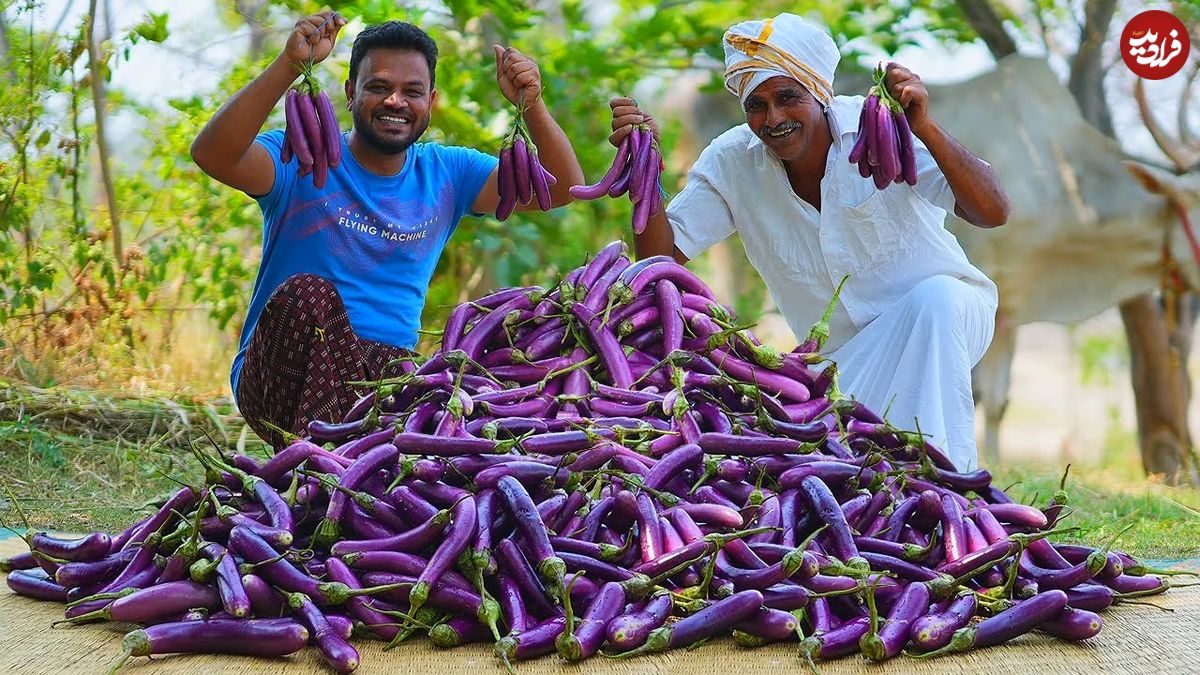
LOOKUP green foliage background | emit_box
[0,0,1015,393]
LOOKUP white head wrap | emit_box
[722,13,840,107]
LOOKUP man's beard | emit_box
[351,106,430,155]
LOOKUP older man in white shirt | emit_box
[609,13,1009,470]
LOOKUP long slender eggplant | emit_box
[916,590,1069,658]
[571,137,632,200]
[112,620,309,670]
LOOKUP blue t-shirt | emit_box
[230,130,497,393]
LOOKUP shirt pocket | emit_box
[740,214,817,282]
[837,185,918,275]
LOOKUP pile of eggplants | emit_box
[3,240,1185,672]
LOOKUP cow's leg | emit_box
[972,310,1016,467]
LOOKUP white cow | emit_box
[926,56,1200,462]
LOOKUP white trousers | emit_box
[827,276,996,471]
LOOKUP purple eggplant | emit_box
[779,461,876,489]
[568,137,633,198]
[240,573,284,617]
[0,551,37,573]
[64,580,220,625]
[800,615,871,662]
[331,506,452,556]
[606,589,673,651]
[616,590,764,657]
[286,591,360,673]
[496,145,517,220]
[894,108,918,185]
[941,493,968,563]
[357,570,487,620]
[6,568,68,602]
[699,432,814,457]
[313,442,399,547]
[201,542,251,618]
[493,616,567,666]
[569,303,634,388]
[30,531,111,563]
[909,590,977,651]
[431,615,491,648]
[112,619,309,669]
[340,551,472,594]
[410,494,476,613]
[732,606,803,645]
[917,590,1068,658]
[979,502,1050,529]
[496,573,529,636]
[1039,606,1103,641]
[228,526,324,601]
[876,101,901,184]
[495,537,557,617]
[1103,573,1168,596]
[1053,544,1124,580]
[55,548,137,589]
[798,475,867,570]
[557,580,627,660]
[512,135,533,205]
[497,475,566,595]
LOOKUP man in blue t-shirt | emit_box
[191,13,584,447]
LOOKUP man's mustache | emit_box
[760,122,801,135]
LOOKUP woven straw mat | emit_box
[2,538,1197,674]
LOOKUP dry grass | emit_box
[0,381,250,449]
[1,311,239,397]
[0,382,268,534]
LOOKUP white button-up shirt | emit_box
[666,95,997,352]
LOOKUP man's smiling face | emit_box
[743,76,826,163]
[346,48,436,156]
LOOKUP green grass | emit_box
[0,384,268,535]
[0,419,208,535]
[993,460,1200,560]
[1,385,1198,562]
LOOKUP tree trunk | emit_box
[0,11,10,80]
[1068,0,1118,138]
[972,307,1016,466]
[1120,292,1199,484]
[1166,288,1200,484]
[235,0,270,60]
[86,0,134,350]
[950,0,1020,467]
[85,0,122,269]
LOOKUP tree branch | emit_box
[956,0,1018,60]
[1134,77,1200,172]
[1178,59,1199,147]
[1067,0,1118,138]
[70,47,84,240]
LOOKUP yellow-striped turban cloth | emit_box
[723,14,841,107]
